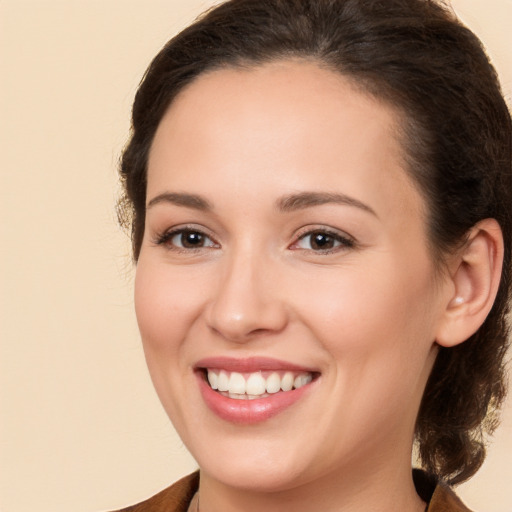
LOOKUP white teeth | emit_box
[206,369,314,397]
[293,374,312,389]
[228,392,246,400]
[228,372,246,394]
[217,370,229,392]
[281,371,294,391]
[266,372,281,394]
[246,372,266,395]
[207,370,218,390]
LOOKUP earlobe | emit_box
[436,219,504,348]
[450,296,465,306]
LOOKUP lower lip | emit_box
[196,373,315,425]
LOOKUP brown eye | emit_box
[309,232,336,250]
[157,229,218,250]
[294,229,354,252]
[177,231,207,248]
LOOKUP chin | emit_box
[200,454,309,492]
[184,426,316,492]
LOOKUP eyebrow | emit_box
[146,192,213,211]
[146,190,377,217]
[276,191,377,217]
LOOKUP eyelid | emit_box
[152,224,220,250]
[150,223,356,254]
[289,225,356,252]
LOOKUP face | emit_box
[135,60,446,492]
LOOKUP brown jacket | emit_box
[109,470,472,512]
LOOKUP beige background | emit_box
[0,1,511,511]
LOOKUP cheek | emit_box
[293,255,440,378]
[134,257,206,357]
[133,257,208,423]
[301,263,439,437]
[305,270,430,332]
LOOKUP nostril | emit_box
[205,267,289,342]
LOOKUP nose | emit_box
[205,249,289,343]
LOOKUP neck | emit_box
[196,456,426,512]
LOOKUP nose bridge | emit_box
[206,241,287,342]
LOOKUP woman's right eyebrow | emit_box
[146,192,213,211]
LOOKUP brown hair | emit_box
[119,0,512,485]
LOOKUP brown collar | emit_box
[110,470,473,512]
[413,469,473,512]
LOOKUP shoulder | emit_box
[105,472,199,512]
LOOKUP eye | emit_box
[155,228,218,251]
[292,229,355,252]
[171,230,215,249]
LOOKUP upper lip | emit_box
[194,356,318,373]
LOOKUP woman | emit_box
[113,0,511,510]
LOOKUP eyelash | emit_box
[291,228,356,254]
[152,226,356,254]
[153,226,219,252]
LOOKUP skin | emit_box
[135,60,459,512]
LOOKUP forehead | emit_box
[147,59,423,222]
[153,59,400,150]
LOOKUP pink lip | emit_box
[195,356,316,373]
[194,357,318,425]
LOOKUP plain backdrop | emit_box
[1,1,511,511]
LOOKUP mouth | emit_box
[194,357,319,424]
[205,369,314,400]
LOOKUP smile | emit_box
[195,357,318,424]
[207,369,313,399]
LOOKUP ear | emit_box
[435,218,504,348]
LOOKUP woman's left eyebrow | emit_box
[276,191,378,217]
